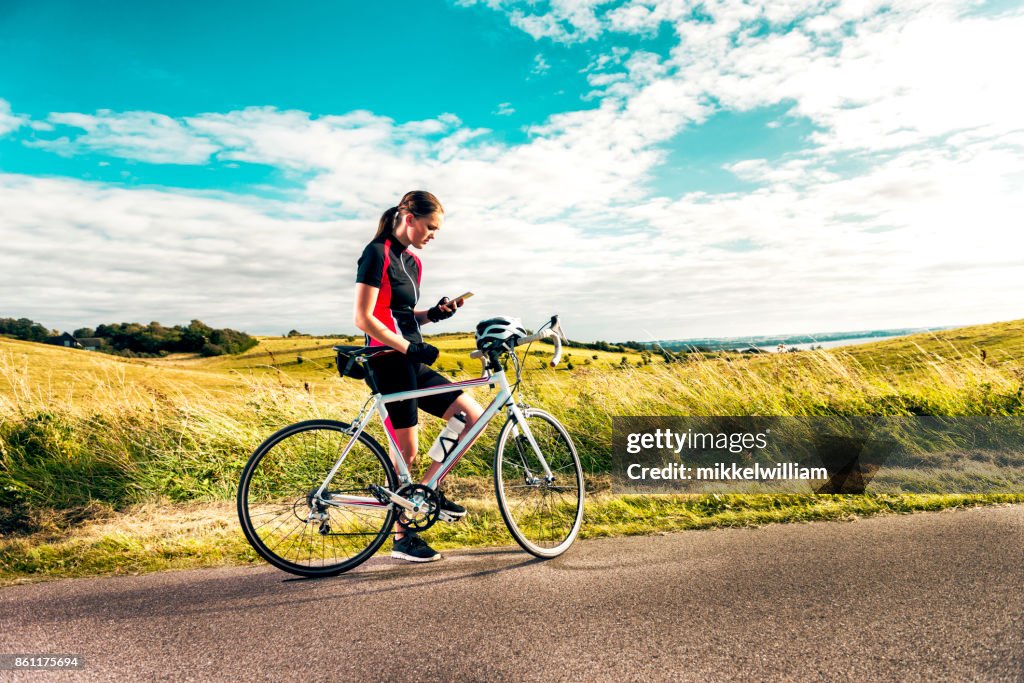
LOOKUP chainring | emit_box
[395,483,441,532]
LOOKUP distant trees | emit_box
[0,317,55,343]
[540,337,634,353]
[3,315,260,358]
[74,319,257,357]
[541,337,652,354]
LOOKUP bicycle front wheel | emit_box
[237,419,397,577]
[494,409,584,558]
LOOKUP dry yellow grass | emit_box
[1,318,1022,583]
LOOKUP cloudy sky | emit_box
[1,0,1021,341]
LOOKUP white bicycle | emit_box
[237,315,584,577]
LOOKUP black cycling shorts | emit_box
[366,353,463,430]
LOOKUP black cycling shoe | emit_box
[437,490,467,522]
[391,533,441,563]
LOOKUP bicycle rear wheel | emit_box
[494,409,584,558]
[237,419,397,577]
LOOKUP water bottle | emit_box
[427,412,467,462]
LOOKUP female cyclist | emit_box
[353,190,483,563]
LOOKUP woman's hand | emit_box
[427,296,462,323]
[406,341,440,365]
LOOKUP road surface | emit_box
[1,505,1021,681]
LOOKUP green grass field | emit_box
[1,318,1022,584]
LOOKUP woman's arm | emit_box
[413,298,462,325]
[354,283,412,353]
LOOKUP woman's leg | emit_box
[420,393,484,485]
[392,426,418,470]
[391,425,418,541]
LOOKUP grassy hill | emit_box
[843,318,1024,372]
[1,311,1019,412]
[0,335,248,400]
[0,331,650,406]
[152,331,649,382]
[1,318,1021,583]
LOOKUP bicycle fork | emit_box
[506,403,555,485]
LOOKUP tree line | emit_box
[0,317,52,343]
[539,337,650,353]
[0,317,257,357]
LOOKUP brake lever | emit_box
[550,314,568,343]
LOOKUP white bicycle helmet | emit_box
[475,316,528,351]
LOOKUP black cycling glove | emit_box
[406,341,440,365]
[427,297,458,323]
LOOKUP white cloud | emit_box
[0,173,350,333]
[531,53,551,75]
[606,2,663,34]
[455,0,615,41]
[582,45,629,72]
[495,102,516,116]
[31,110,220,164]
[0,99,28,137]
[724,158,839,186]
[510,10,568,40]
[444,0,1024,335]
[0,170,682,339]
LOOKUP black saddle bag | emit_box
[334,345,368,380]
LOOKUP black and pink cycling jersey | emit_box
[355,235,422,346]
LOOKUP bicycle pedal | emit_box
[438,510,463,523]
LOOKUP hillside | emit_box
[2,318,1021,407]
[843,318,1024,371]
[0,336,248,403]
[0,332,648,405]
[1,317,1020,572]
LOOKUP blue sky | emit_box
[0,1,690,192]
[1,0,1022,340]
[0,2,545,184]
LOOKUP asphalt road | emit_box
[1,505,1022,682]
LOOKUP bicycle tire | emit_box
[237,419,397,577]
[494,409,584,558]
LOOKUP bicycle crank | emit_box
[394,483,441,532]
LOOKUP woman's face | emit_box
[403,211,443,249]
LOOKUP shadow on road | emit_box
[0,550,547,624]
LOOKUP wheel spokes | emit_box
[497,413,582,553]
[240,424,394,573]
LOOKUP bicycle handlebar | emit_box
[469,327,565,367]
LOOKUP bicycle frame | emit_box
[312,366,553,510]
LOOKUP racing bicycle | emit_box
[236,316,584,577]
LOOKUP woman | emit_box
[353,190,483,563]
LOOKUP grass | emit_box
[1,317,1023,583]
